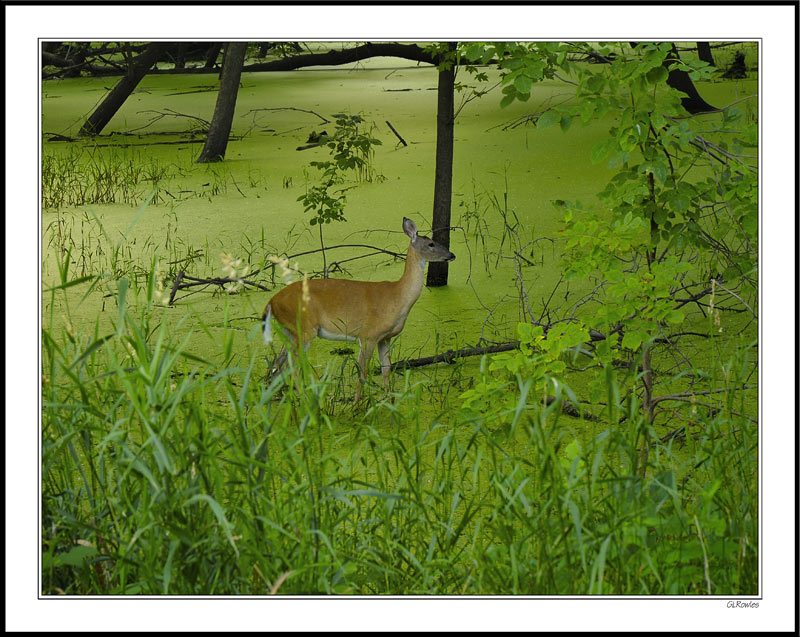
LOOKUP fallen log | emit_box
[391,341,520,371]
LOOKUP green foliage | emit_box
[561,204,692,358]
[449,317,756,595]
[42,146,181,208]
[41,144,257,210]
[40,42,759,598]
[42,281,758,594]
[459,322,587,423]
[298,113,382,227]
[459,42,564,108]
[489,39,757,362]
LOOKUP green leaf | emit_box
[621,331,644,351]
[579,99,596,124]
[646,65,669,85]
[500,92,516,108]
[177,350,212,365]
[590,139,615,164]
[117,279,129,337]
[665,309,684,324]
[643,160,668,184]
[69,334,114,371]
[586,75,605,93]
[654,162,668,184]
[670,194,690,213]
[513,72,533,96]
[651,111,667,130]
[537,111,560,129]
[43,275,96,294]
[48,544,98,568]
[595,97,610,119]
[185,494,239,557]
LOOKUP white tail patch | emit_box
[262,305,273,344]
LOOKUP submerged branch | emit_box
[391,341,521,371]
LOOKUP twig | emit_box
[715,281,757,318]
[129,109,211,133]
[272,243,405,264]
[385,120,408,147]
[168,274,272,305]
[241,107,330,124]
[651,385,756,407]
[168,270,185,305]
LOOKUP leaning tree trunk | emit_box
[664,43,717,113]
[697,42,715,67]
[196,42,248,163]
[78,43,167,136]
[426,42,457,288]
[630,42,717,114]
[204,43,223,69]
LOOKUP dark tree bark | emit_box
[696,42,715,67]
[196,42,248,163]
[244,42,436,72]
[630,42,716,114]
[426,42,457,288]
[204,43,223,69]
[54,42,436,77]
[78,43,167,136]
[664,44,717,113]
[66,45,89,78]
[174,42,187,69]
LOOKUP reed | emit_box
[42,270,758,594]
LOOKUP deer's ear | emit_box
[403,217,418,239]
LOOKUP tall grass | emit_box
[42,147,180,208]
[41,266,758,595]
[41,146,260,210]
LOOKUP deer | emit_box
[261,217,455,401]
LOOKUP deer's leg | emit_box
[269,326,295,375]
[273,327,310,391]
[356,337,376,402]
[377,337,392,397]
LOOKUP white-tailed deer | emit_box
[262,217,455,401]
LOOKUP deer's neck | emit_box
[397,242,426,305]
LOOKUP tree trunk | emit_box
[663,44,717,113]
[630,42,717,114]
[696,42,715,67]
[426,42,457,288]
[196,42,248,163]
[174,42,187,69]
[78,43,167,136]
[637,345,655,478]
[245,42,435,72]
[204,43,222,69]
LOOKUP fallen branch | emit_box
[651,385,756,408]
[130,109,211,134]
[385,120,408,147]
[168,270,185,305]
[242,107,330,124]
[168,271,272,305]
[391,342,520,371]
[271,243,405,266]
[167,243,405,305]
